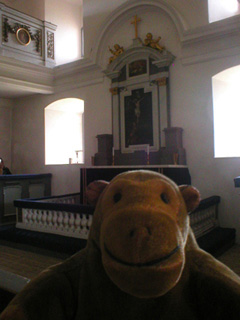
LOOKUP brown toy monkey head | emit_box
[86,170,200,299]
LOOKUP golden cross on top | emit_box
[131,15,141,39]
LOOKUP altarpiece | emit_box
[95,17,186,166]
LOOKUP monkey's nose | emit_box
[129,227,151,241]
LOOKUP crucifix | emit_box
[131,15,141,39]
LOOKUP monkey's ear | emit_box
[85,180,109,206]
[179,185,201,213]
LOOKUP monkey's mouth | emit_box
[104,244,180,267]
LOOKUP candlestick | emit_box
[147,145,150,165]
[173,153,179,165]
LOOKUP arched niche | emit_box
[90,0,188,66]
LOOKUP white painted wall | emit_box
[11,78,111,196]
[0,99,13,171]
[1,0,45,20]
[170,54,240,242]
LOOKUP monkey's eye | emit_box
[161,193,170,204]
[113,193,122,203]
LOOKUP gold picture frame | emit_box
[16,28,31,46]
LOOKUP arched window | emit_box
[45,98,84,165]
[208,0,240,23]
[212,65,240,157]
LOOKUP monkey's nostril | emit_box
[113,192,122,203]
[147,227,152,235]
[129,227,151,239]
[130,229,135,238]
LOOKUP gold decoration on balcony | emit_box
[16,27,31,46]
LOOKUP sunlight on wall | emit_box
[45,98,84,165]
[213,66,240,157]
[45,0,83,65]
[55,28,80,64]
[208,0,240,23]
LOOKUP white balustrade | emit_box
[75,214,81,233]
[32,210,37,226]
[17,208,93,239]
[57,212,64,231]
[52,211,58,229]
[38,194,80,205]
[42,210,47,227]
[69,213,75,233]
[47,210,53,228]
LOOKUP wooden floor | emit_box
[0,244,63,293]
[0,243,239,294]
[218,244,240,276]
[0,243,239,315]
[0,245,62,279]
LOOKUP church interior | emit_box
[1,0,240,313]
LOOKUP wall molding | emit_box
[181,15,240,65]
[53,74,105,94]
[0,55,53,96]
[53,57,105,92]
[0,2,240,97]
[181,45,240,66]
[182,14,240,45]
[0,75,54,95]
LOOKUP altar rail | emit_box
[190,196,220,238]
[15,193,94,239]
[14,193,235,255]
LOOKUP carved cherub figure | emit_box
[108,44,124,63]
[144,33,164,51]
